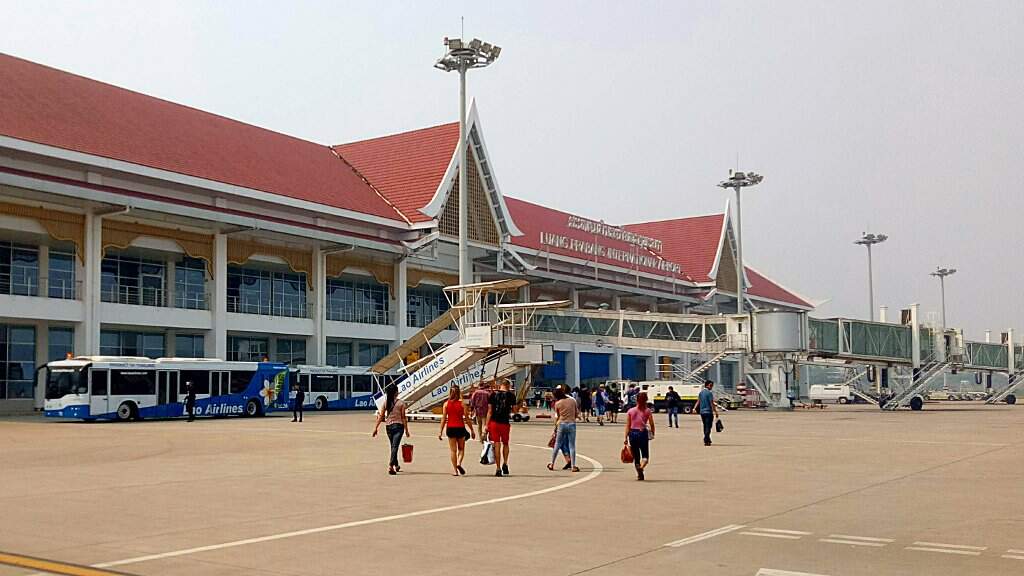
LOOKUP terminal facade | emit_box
[0,54,812,412]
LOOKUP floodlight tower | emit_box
[930,266,956,330]
[854,232,888,321]
[435,37,501,287]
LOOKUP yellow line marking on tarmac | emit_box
[0,551,135,576]
[94,443,603,569]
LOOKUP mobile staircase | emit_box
[985,370,1024,405]
[882,357,951,411]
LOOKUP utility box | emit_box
[753,311,806,352]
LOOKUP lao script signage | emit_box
[566,215,663,252]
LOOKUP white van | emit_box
[808,384,853,404]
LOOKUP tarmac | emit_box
[1,401,1023,576]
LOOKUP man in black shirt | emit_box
[292,382,305,422]
[184,382,196,422]
[486,379,515,476]
[665,386,681,428]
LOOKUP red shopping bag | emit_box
[401,443,414,463]
[620,444,633,464]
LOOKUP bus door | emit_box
[211,371,228,397]
[157,370,179,417]
[342,375,352,400]
[89,368,109,417]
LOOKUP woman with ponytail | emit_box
[624,391,655,480]
[372,383,409,475]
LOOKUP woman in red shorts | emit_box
[438,386,475,476]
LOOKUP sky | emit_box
[2,0,1022,339]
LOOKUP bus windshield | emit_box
[46,367,87,399]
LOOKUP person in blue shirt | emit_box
[695,380,718,446]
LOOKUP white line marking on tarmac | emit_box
[828,534,894,543]
[93,444,602,569]
[750,528,812,536]
[756,569,830,576]
[905,547,981,556]
[663,525,746,547]
[911,541,987,551]
[819,538,887,547]
[740,532,803,540]
[1002,555,1024,560]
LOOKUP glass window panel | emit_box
[48,327,74,361]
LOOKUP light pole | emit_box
[717,171,763,315]
[930,267,956,330]
[718,171,762,398]
[854,232,888,321]
[435,37,501,288]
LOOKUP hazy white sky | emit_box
[2,1,1022,338]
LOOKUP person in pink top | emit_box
[623,392,655,480]
[469,382,492,442]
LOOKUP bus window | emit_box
[180,370,210,394]
[229,371,255,394]
[311,374,337,393]
[110,370,156,396]
[91,369,108,396]
[351,375,372,394]
[46,367,84,399]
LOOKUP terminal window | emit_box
[0,325,35,399]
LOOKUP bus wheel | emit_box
[909,396,924,411]
[682,405,693,414]
[315,396,328,411]
[1006,395,1016,405]
[116,402,136,422]
[837,397,848,404]
[245,399,261,417]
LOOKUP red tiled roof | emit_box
[0,53,406,223]
[333,123,459,223]
[745,267,811,308]
[623,215,724,283]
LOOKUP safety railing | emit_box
[226,295,313,319]
[327,306,392,325]
[0,273,81,300]
[101,285,167,307]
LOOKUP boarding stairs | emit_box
[405,348,510,414]
[882,358,950,410]
[372,279,569,412]
[985,370,1024,405]
[841,369,880,404]
[684,350,732,384]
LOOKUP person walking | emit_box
[372,384,410,475]
[469,382,491,442]
[579,386,592,423]
[485,379,515,477]
[608,387,620,423]
[594,385,607,426]
[665,385,681,428]
[624,392,655,480]
[626,384,639,410]
[547,386,580,472]
[292,381,305,423]
[184,381,196,422]
[696,380,718,446]
[438,386,474,476]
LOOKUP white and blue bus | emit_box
[44,356,291,421]
[292,365,391,411]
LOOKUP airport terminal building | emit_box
[0,53,812,412]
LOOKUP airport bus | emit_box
[292,365,381,411]
[44,356,291,421]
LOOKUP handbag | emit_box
[715,418,724,433]
[547,431,557,448]
[620,443,633,464]
[480,440,495,465]
[401,443,414,463]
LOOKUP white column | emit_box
[569,287,579,310]
[879,306,888,323]
[611,295,622,311]
[351,341,360,367]
[165,329,176,357]
[165,259,176,309]
[518,284,530,303]
[80,211,102,355]
[611,348,623,381]
[208,233,228,360]
[644,352,658,381]
[311,247,326,364]
[394,258,408,346]
[566,346,580,388]
[34,321,47,410]
[38,245,49,297]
